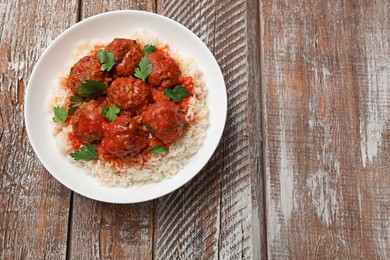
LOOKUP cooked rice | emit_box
[48,31,208,187]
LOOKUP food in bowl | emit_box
[49,32,208,187]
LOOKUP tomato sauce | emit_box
[68,133,83,150]
[65,39,193,166]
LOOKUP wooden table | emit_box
[1,0,389,259]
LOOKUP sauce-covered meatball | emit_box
[142,101,185,144]
[147,50,181,89]
[102,115,149,158]
[68,55,109,94]
[105,38,143,77]
[107,76,151,111]
[71,100,105,143]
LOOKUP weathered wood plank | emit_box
[69,196,153,259]
[0,0,78,258]
[154,2,222,259]
[80,0,155,19]
[246,0,267,258]
[155,0,265,259]
[67,1,155,259]
[261,0,390,258]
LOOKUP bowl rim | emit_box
[24,10,227,203]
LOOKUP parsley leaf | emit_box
[68,95,85,115]
[68,104,79,116]
[96,50,116,71]
[53,106,67,122]
[76,80,108,99]
[163,85,190,102]
[70,95,85,103]
[69,144,98,161]
[184,122,190,128]
[102,104,120,122]
[143,45,156,56]
[134,57,152,82]
[149,145,167,154]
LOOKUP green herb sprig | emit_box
[134,57,152,82]
[69,144,98,161]
[76,80,108,99]
[102,104,120,122]
[96,50,116,72]
[143,45,156,56]
[53,106,67,122]
[68,95,86,115]
[149,145,167,154]
[164,85,190,102]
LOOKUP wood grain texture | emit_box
[246,0,266,258]
[155,0,265,259]
[0,0,78,258]
[8,0,390,258]
[261,0,390,258]
[67,1,155,259]
[69,196,153,259]
[80,0,155,19]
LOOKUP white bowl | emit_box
[25,10,227,203]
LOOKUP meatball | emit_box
[147,50,181,89]
[107,76,151,111]
[142,101,185,144]
[102,115,149,158]
[71,100,105,143]
[105,38,143,77]
[68,55,109,94]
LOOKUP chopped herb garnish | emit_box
[76,80,108,99]
[68,95,85,115]
[96,50,116,71]
[69,95,85,103]
[53,106,67,122]
[102,104,120,122]
[149,145,167,154]
[68,104,78,116]
[184,122,190,128]
[143,45,156,56]
[134,57,152,82]
[163,85,190,102]
[69,144,98,161]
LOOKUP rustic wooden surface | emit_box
[0,1,77,259]
[0,0,389,259]
[261,0,390,259]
